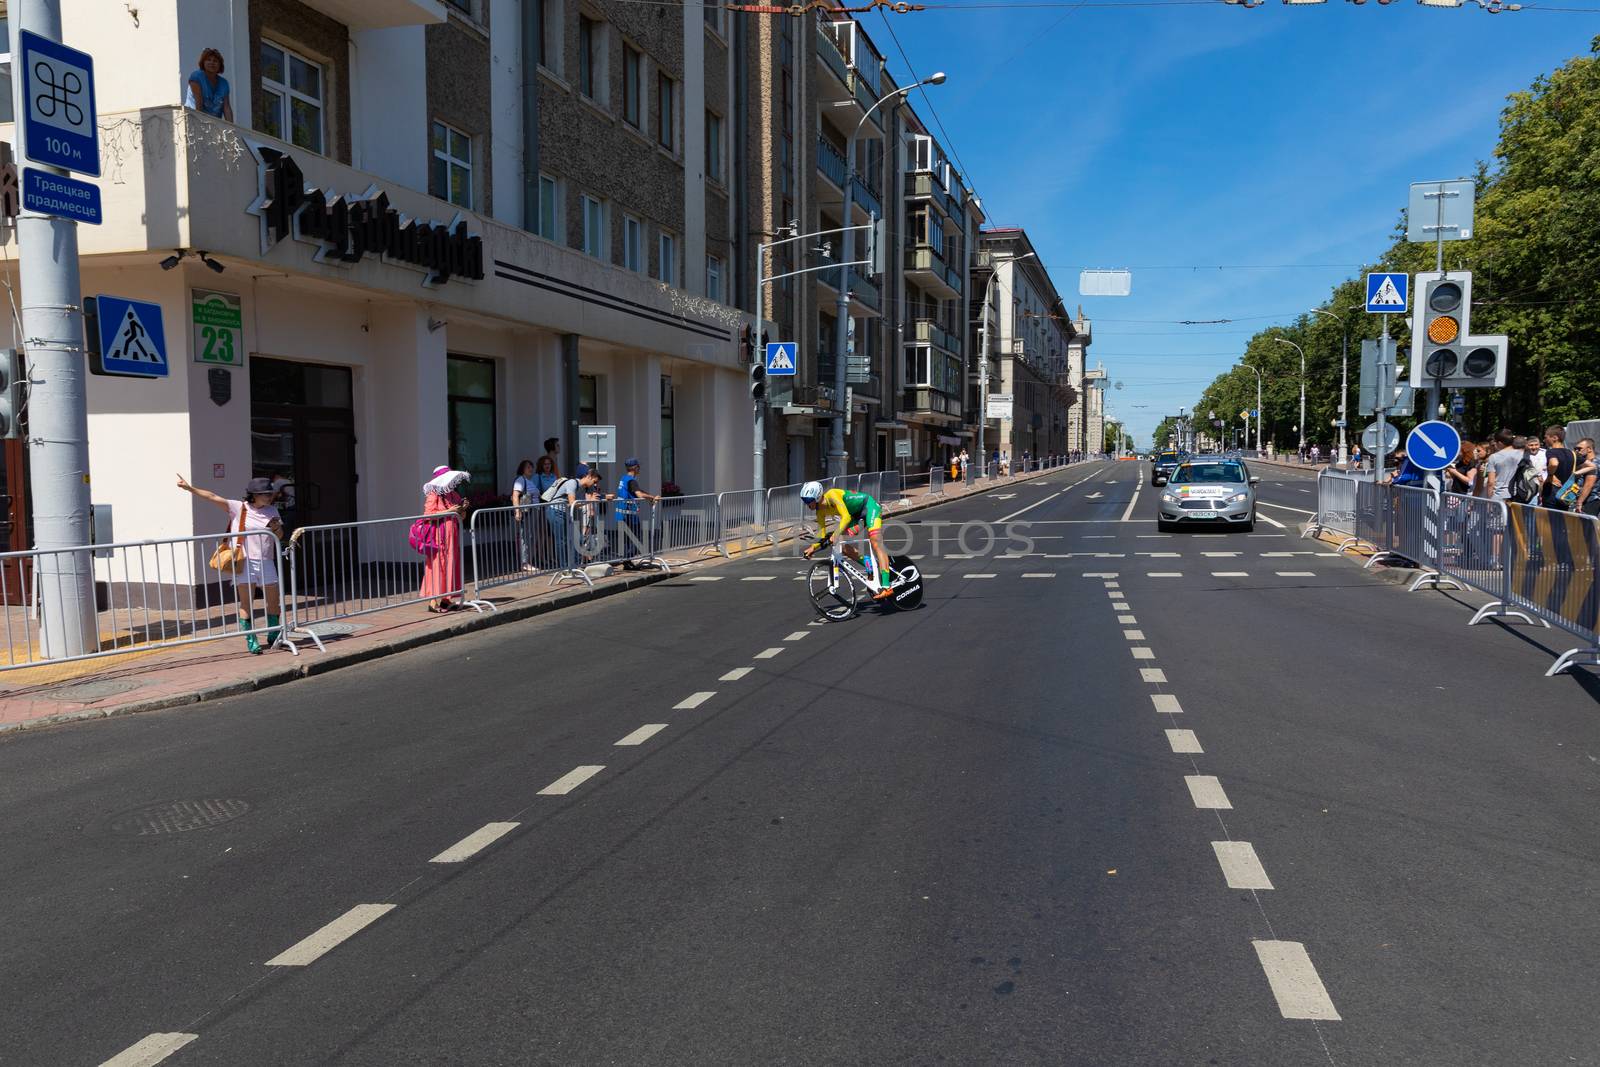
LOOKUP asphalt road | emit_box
[4,460,1598,1066]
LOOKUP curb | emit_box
[0,464,1081,736]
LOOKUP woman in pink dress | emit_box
[420,466,469,612]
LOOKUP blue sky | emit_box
[876,4,1595,445]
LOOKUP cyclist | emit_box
[800,481,895,600]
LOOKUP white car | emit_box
[1156,459,1259,532]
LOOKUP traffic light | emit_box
[0,349,21,439]
[1409,271,1507,389]
[750,361,766,403]
[740,324,755,365]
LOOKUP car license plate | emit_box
[1190,510,1216,518]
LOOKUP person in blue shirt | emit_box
[185,48,234,122]
[1387,448,1425,487]
[616,458,659,569]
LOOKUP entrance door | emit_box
[250,359,357,534]
[0,438,29,593]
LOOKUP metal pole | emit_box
[16,0,97,658]
[1376,313,1390,487]
[1339,323,1349,464]
[976,268,994,484]
[1299,347,1306,456]
[753,240,765,509]
[829,131,855,479]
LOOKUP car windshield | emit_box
[1157,452,1179,463]
[1171,462,1245,484]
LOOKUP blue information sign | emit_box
[765,341,797,376]
[20,30,99,176]
[1365,272,1408,314]
[95,295,168,378]
[1405,420,1461,472]
[22,168,100,224]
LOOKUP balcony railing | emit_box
[817,137,847,189]
[943,261,964,294]
[852,173,882,220]
[902,386,960,418]
[913,319,961,354]
[817,19,852,85]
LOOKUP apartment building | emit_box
[0,0,749,548]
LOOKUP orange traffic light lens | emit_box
[1428,315,1459,344]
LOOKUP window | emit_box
[623,215,643,271]
[447,356,497,493]
[705,112,723,182]
[581,194,606,258]
[578,15,605,102]
[429,121,473,209]
[906,346,931,387]
[258,40,324,154]
[704,0,721,32]
[537,174,560,240]
[622,45,642,127]
[658,232,677,286]
[0,16,12,124]
[660,376,675,485]
[538,0,561,71]
[656,72,675,151]
[579,374,600,428]
[706,255,723,302]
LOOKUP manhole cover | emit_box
[42,678,144,703]
[109,798,252,836]
[299,621,362,637]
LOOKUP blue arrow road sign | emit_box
[22,168,101,224]
[1365,272,1408,314]
[95,295,168,378]
[20,31,100,176]
[1406,420,1460,472]
[765,341,797,376]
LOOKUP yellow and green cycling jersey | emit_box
[812,487,882,548]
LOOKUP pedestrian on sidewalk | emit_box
[1541,426,1575,510]
[1572,439,1599,517]
[616,458,659,568]
[511,459,540,572]
[531,455,561,566]
[420,467,470,613]
[177,473,284,654]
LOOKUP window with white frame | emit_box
[658,232,677,286]
[623,215,644,271]
[706,255,723,302]
[0,15,12,123]
[622,45,642,127]
[537,174,560,240]
[429,121,473,209]
[581,194,607,258]
[705,111,723,183]
[258,40,325,154]
[577,14,606,103]
[906,345,932,387]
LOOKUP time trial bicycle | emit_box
[805,536,924,620]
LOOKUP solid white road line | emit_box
[1148,572,1183,578]
[99,1034,200,1067]
[1140,668,1166,683]
[741,575,778,581]
[1258,501,1314,515]
[1124,629,1146,641]
[754,647,785,659]
[1212,842,1273,890]
[266,904,396,967]
[430,822,520,863]
[1184,775,1232,809]
[1151,693,1183,714]
[674,691,716,709]
[614,724,669,747]
[1132,647,1155,660]
[690,576,723,582]
[1021,572,1056,578]
[1258,514,1288,529]
[1253,940,1342,1021]
[1118,615,1138,625]
[1165,728,1202,754]
[784,630,810,641]
[1277,571,1317,577]
[1120,481,1143,522]
[1212,571,1249,578]
[538,765,605,795]
[997,493,1063,523]
[720,667,753,681]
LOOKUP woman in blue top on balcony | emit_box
[185,48,234,122]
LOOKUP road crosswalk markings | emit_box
[430,822,520,863]
[1118,615,1138,625]
[266,903,397,967]
[1124,629,1145,641]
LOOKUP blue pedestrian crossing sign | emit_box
[1365,272,1409,314]
[1405,420,1460,472]
[95,295,168,378]
[765,341,797,376]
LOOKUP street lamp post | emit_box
[976,250,1035,479]
[1240,363,1263,453]
[1309,305,1361,466]
[1273,337,1306,455]
[830,72,945,478]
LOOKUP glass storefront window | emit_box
[660,376,674,486]
[447,355,497,496]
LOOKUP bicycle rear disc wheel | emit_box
[807,559,858,620]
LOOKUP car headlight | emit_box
[1161,492,1178,503]
[1228,492,1248,503]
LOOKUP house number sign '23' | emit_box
[192,289,244,367]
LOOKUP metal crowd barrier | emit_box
[1506,503,1600,675]
[764,482,808,544]
[285,512,492,649]
[0,530,295,672]
[1307,470,1364,549]
[469,499,589,595]
[716,488,772,555]
[565,498,663,578]
[1436,492,1536,627]
[656,492,724,561]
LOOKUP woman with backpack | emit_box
[419,467,469,613]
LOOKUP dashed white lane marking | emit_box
[430,822,520,863]
[1124,629,1146,641]
[964,573,997,579]
[923,573,942,579]
[1136,534,1174,539]
[1084,571,1119,578]
[1021,572,1056,578]
[1298,488,1313,493]
[1148,572,1183,578]
[1104,581,1120,588]
[1277,571,1317,577]
[1213,841,1274,890]
[720,667,753,681]
[1212,571,1250,578]
[266,904,396,967]
[1203,551,1240,557]
[1253,941,1342,1021]
[1151,693,1183,714]
[1132,647,1155,660]
[741,575,778,581]
[809,620,826,626]
[1184,775,1232,809]
[1095,552,1127,558]
[99,1033,200,1067]
[754,647,785,659]
[1118,614,1137,625]
[1165,728,1202,754]
[784,631,810,641]
[538,765,605,795]
[1140,668,1166,683]
[690,576,723,582]
[614,724,669,747]
[674,691,716,709]
[1258,513,1289,528]
[1261,551,1297,557]
[1142,551,1182,557]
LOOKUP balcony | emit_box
[815,265,882,317]
[815,19,884,132]
[943,260,964,295]
[817,137,848,189]
[772,378,842,415]
[904,245,959,300]
[302,0,447,28]
[913,319,961,355]
[816,138,881,223]
[906,172,959,225]
[901,387,961,422]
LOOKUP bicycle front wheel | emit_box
[807,559,858,620]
